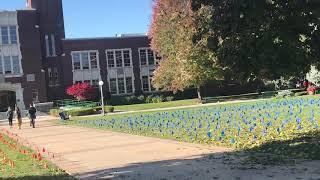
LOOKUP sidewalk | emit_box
[2,119,319,180]
[0,115,56,125]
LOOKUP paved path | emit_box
[2,120,320,180]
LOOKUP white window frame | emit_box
[141,75,150,92]
[45,34,50,57]
[0,26,19,45]
[1,26,9,45]
[9,26,17,44]
[108,76,134,95]
[51,34,56,56]
[105,48,132,68]
[0,55,23,76]
[138,47,157,67]
[71,50,100,71]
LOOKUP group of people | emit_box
[6,104,37,129]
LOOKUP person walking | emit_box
[6,107,13,128]
[16,106,22,130]
[28,104,37,128]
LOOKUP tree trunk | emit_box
[197,86,202,102]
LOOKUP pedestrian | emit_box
[6,107,13,128]
[28,104,37,128]
[16,106,22,130]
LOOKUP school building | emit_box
[0,0,158,111]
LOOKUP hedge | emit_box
[50,108,97,117]
[104,106,115,113]
[67,108,95,116]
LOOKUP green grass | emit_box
[114,99,199,112]
[63,95,320,161]
[0,133,71,179]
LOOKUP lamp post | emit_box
[99,81,105,115]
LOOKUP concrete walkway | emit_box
[2,120,320,180]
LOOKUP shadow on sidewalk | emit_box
[4,175,74,180]
[72,130,320,180]
[3,130,320,180]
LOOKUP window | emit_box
[72,51,99,70]
[142,76,149,92]
[0,56,2,75]
[107,51,115,67]
[126,77,133,94]
[106,49,132,68]
[81,52,89,70]
[110,78,117,94]
[9,26,17,44]
[115,51,122,67]
[150,75,155,91]
[12,56,20,74]
[48,67,59,86]
[75,81,82,84]
[140,48,157,66]
[90,52,98,69]
[4,56,12,74]
[72,53,81,70]
[0,56,22,75]
[91,79,99,87]
[45,35,50,57]
[51,34,56,56]
[109,77,134,95]
[118,78,125,94]
[26,74,35,82]
[139,49,147,66]
[1,26,17,45]
[147,49,155,65]
[123,50,131,67]
[83,80,90,84]
[1,27,9,45]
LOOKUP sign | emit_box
[26,74,35,82]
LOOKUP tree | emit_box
[149,0,223,100]
[191,0,320,83]
[66,82,96,101]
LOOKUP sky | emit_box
[1,0,153,38]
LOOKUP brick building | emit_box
[0,0,159,111]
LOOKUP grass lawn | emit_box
[63,95,320,161]
[114,99,199,112]
[0,133,71,179]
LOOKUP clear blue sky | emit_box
[1,0,153,38]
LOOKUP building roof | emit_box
[63,33,148,41]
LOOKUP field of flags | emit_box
[72,96,320,150]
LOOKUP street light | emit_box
[99,80,105,115]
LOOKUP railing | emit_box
[202,88,305,104]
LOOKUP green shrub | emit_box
[104,106,115,113]
[151,95,165,103]
[295,91,308,97]
[137,95,145,103]
[165,96,175,102]
[124,96,136,104]
[67,108,95,116]
[145,95,154,103]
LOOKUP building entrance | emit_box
[0,91,16,112]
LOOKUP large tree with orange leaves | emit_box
[149,0,223,100]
